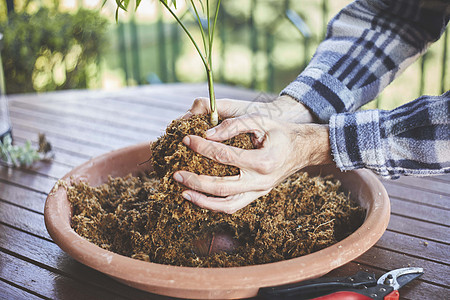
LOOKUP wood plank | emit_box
[0,224,167,300]
[384,177,450,196]
[0,250,133,300]
[10,116,139,150]
[0,166,56,194]
[0,182,46,214]
[355,246,450,287]
[423,174,450,183]
[10,95,173,125]
[0,280,43,300]
[0,201,50,240]
[105,94,192,112]
[388,214,450,244]
[62,93,186,119]
[131,83,265,103]
[9,106,154,143]
[10,96,176,131]
[375,231,449,265]
[390,197,450,226]
[12,127,111,161]
[382,181,450,209]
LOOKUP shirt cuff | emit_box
[280,67,356,123]
[329,109,393,178]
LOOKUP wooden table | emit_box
[0,84,448,299]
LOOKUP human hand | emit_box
[173,114,332,214]
[182,95,317,124]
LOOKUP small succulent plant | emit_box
[0,134,52,168]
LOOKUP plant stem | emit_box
[207,68,218,126]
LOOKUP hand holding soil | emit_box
[175,99,333,213]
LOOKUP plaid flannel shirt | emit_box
[281,0,450,178]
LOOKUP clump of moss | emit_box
[68,115,365,267]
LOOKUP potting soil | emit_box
[68,115,365,267]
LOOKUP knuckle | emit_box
[256,157,277,174]
[220,118,233,128]
[211,147,233,164]
[192,98,209,112]
[193,98,203,106]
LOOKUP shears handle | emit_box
[312,291,372,300]
[310,290,399,300]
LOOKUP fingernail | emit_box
[173,172,183,183]
[205,128,216,137]
[183,136,190,146]
[182,192,191,201]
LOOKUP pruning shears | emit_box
[258,267,423,300]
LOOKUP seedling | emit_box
[110,0,221,125]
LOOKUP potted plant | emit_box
[44,1,391,298]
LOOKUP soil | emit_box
[68,115,365,267]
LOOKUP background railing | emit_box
[1,0,449,110]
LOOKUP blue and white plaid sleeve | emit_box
[281,0,449,178]
[330,92,449,178]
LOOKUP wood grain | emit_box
[1,84,448,300]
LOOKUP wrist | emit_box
[273,95,317,124]
[292,124,333,169]
[310,124,333,165]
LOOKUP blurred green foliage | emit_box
[0,7,109,94]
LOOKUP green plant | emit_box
[0,7,109,94]
[0,134,52,167]
[112,0,220,125]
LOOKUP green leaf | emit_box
[115,0,128,11]
[160,0,177,9]
[136,0,142,10]
[115,6,120,22]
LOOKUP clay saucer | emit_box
[44,142,390,299]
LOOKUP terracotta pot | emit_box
[44,142,390,299]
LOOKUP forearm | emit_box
[281,0,449,122]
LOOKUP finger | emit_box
[174,170,257,197]
[184,135,269,171]
[204,114,269,142]
[182,189,270,214]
